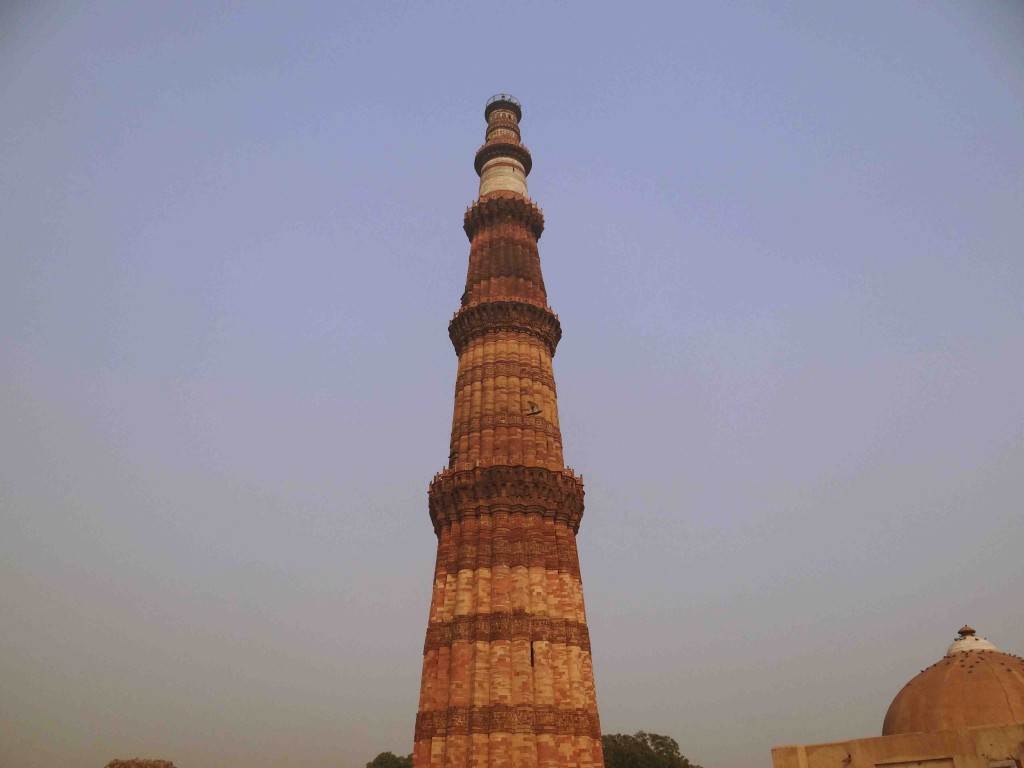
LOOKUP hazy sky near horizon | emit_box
[2,2,1023,768]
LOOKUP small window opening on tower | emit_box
[530,642,535,667]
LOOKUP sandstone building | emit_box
[412,95,603,768]
[772,627,1024,768]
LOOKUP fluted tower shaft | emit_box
[413,96,604,768]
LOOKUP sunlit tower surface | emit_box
[413,95,604,768]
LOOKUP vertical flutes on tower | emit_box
[412,96,604,768]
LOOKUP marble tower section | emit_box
[413,96,604,768]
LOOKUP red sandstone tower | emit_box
[413,95,604,768]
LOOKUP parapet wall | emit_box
[772,722,1024,768]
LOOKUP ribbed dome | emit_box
[882,627,1024,736]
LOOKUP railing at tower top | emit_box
[486,93,521,109]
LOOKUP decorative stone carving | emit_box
[428,465,585,534]
[463,194,545,241]
[455,361,557,394]
[449,301,561,357]
[415,706,601,741]
[424,613,592,652]
[449,413,562,442]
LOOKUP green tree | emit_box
[365,752,412,768]
[602,731,703,768]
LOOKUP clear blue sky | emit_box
[2,3,1022,768]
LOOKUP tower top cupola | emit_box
[475,93,532,198]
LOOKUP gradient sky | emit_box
[2,3,1023,768]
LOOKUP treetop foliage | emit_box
[602,731,703,768]
[366,752,412,768]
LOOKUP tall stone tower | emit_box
[413,95,604,768]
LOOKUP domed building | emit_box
[883,627,1024,736]
[772,627,1024,768]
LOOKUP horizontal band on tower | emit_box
[414,704,601,739]
[464,244,545,282]
[455,361,557,394]
[450,413,561,443]
[435,535,581,577]
[429,465,584,534]
[449,301,561,357]
[424,613,591,653]
[474,141,533,178]
[486,113,521,139]
[464,194,545,241]
[434,521,582,576]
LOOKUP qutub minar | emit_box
[412,95,604,768]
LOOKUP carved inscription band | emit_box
[450,413,561,442]
[465,250,544,282]
[424,613,591,653]
[415,705,601,740]
[455,361,557,394]
[449,301,562,357]
[434,525,582,577]
[464,195,545,241]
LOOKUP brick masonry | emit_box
[413,97,603,768]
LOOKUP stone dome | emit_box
[882,627,1024,736]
